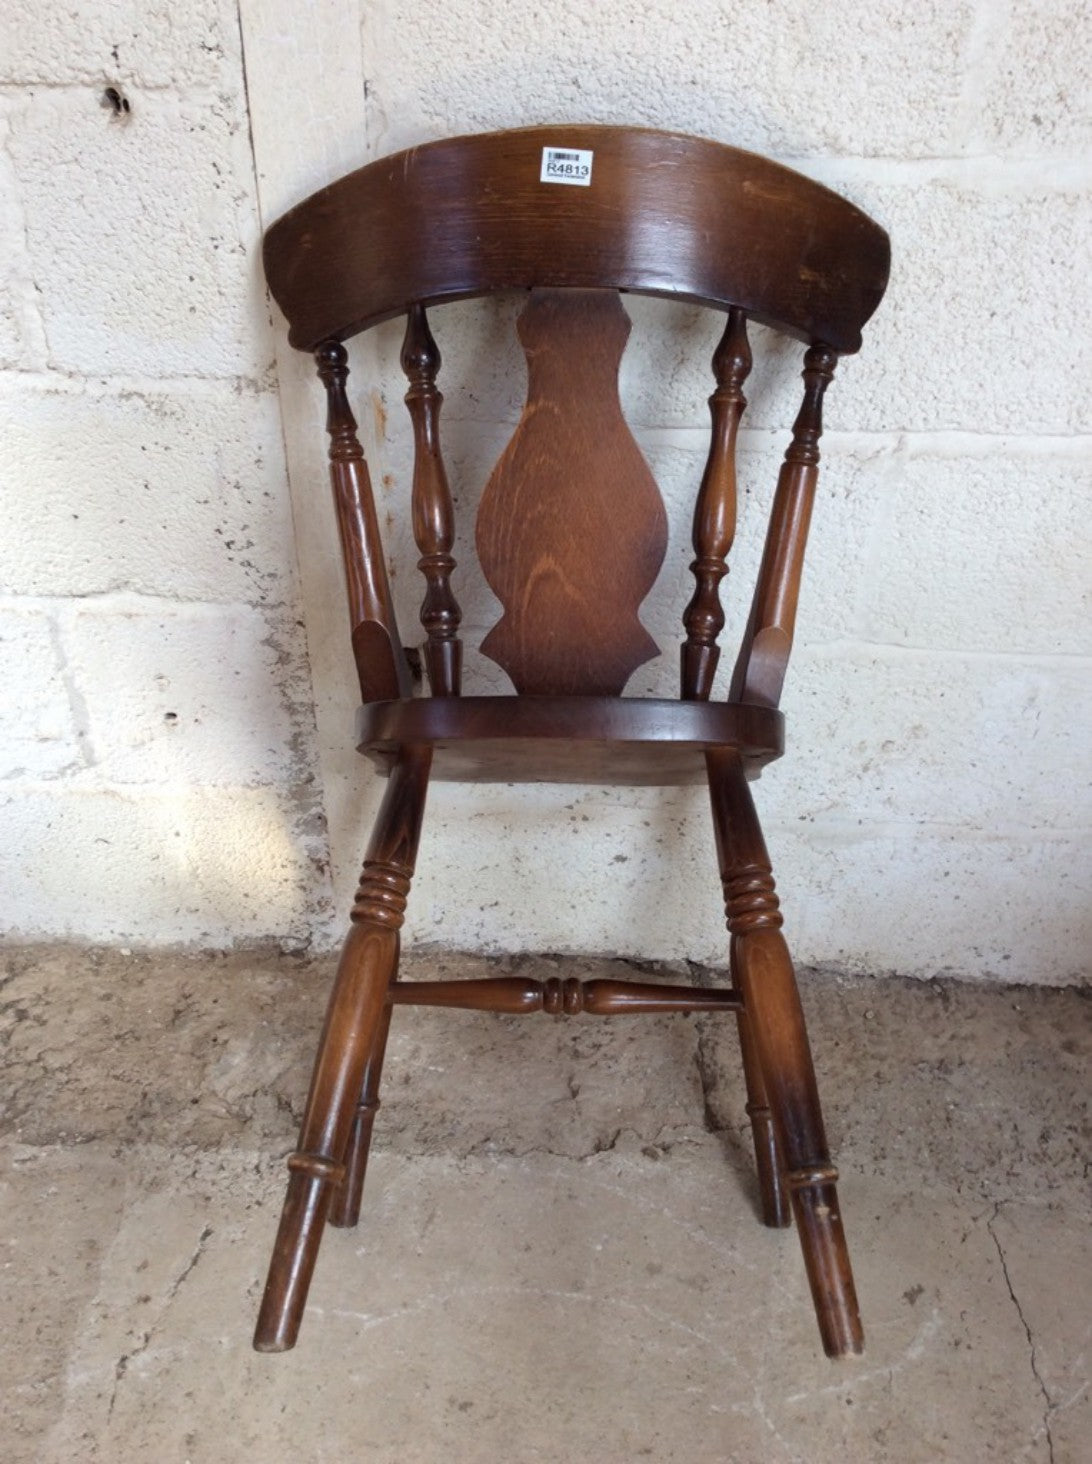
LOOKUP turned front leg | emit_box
[254,748,431,1352]
[707,749,862,1357]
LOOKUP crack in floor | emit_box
[106,1224,213,1421]
[988,1204,1056,1464]
[167,1224,213,1302]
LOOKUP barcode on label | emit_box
[540,146,594,186]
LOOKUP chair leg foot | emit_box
[707,750,862,1358]
[253,749,430,1353]
[788,1173,863,1358]
[254,1163,337,1352]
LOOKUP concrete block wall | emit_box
[0,1,331,945]
[1,0,1088,983]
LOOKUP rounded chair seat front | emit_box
[358,695,784,784]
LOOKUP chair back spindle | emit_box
[316,341,412,702]
[401,305,462,696]
[730,344,837,708]
[681,308,752,700]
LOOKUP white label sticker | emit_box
[540,146,594,186]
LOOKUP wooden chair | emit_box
[253,125,890,1358]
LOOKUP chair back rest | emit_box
[264,126,890,705]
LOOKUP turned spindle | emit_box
[401,306,462,696]
[681,309,751,700]
[316,341,411,703]
[730,343,837,708]
[386,974,741,1016]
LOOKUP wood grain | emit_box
[357,694,783,785]
[264,126,890,353]
[476,290,667,695]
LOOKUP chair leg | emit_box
[706,749,863,1358]
[731,942,792,1229]
[254,746,431,1353]
[327,1001,394,1229]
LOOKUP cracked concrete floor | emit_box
[1,945,1089,1463]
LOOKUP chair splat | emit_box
[731,343,837,708]
[401,305,462,696]
[681,308,752,700]
[476,288,668,696]
[316,341,411,703]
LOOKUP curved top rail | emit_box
[263,125,890,353]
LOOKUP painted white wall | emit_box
[0,1,332,945]
[1,0,1088,983]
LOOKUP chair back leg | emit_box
[731,942,792,1229]
[327,1000,395,1228]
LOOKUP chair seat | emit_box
[357,695,784,785]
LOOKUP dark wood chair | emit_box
[253,125,890,1359]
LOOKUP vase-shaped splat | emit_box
[476,289,668,696]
